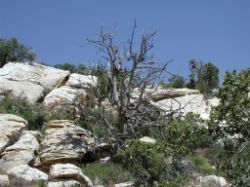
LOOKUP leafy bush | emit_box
[82,162,133,185]
[207,68,250,186]
[0,38,36,67]
[114,140,189,186]
[163,113,213,149]
[209,69,250,139]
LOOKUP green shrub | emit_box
[191,155,216,175]
[169,75,185,88]
[164,113,213,149]
[82,162,133,185]
[114,140,188,186]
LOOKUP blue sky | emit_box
[1,0,250,80]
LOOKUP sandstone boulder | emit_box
[152,94,219,119]
[7,164,48,187]
[133,86,200,101]
[0,62,70,92]
[0,114,27,154]
[49,163,93,187]
[0,77,45,104]
[0,175,9,187]
[65,73,97,89]
[47,180,81,187]
[39,120,96,170]
[43,86,86,109]
[0,131,39,173]
[196,175,228,187]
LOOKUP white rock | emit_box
[47,180,81,187]
[0,175,9,186]
[49,163,93,187]
[0,62,70,92]
[114,181,135,187]
[133,86,200,101]
[139,136,156,144]
[7,164,48,187]
[197,175,228,187]
[153,94,219,119]
[43,86,86,108]
[0,114,27,153]
[0,77,45,104]
[65,73,98,89]
[0,131,39,173]
[39,120,96,170]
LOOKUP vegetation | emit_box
[168,75,185,88]
[1,29,250,187]
[207,68,250,186]
[0,96,67,130]
[0,38,36,67]
[187,60,219,95]
[82,162,133,185]
[114,140,189,186]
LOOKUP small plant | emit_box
[191,155,216,175]
[82,162,133,185]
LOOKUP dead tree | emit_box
[88,22,175,136]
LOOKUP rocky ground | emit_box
[0,62,229,187]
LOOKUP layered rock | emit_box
[133,86,219,119]
[43,86,86,109]
[43,74,97,112]
[0,62,70,92]
[0,131,40,172]
[0,114,27,154]
[48,163,93,187]
[39,120,96,170]
[7,164,48,187]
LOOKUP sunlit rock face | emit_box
[0,114,27,154]
[0,77,45,104]
[0,62,70,92]
[133,86,219,119]
[39,120,96,171]
[48,163,93,187]
[7,164,48,187]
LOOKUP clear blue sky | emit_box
[1,0,250,80]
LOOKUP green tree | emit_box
[0,38,36,67]
[187,60,219,95]
[169,75,185,88]
[209,69,250,139]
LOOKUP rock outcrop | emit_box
[43,73,97,113]
[48,163,93,187]
[7,164,48,187]
[0,77,45,104]
[39,120,96,170]
[0,62,70,92]
[0,114,27,154]
[0,131,40,172]
[133,86,219,119]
